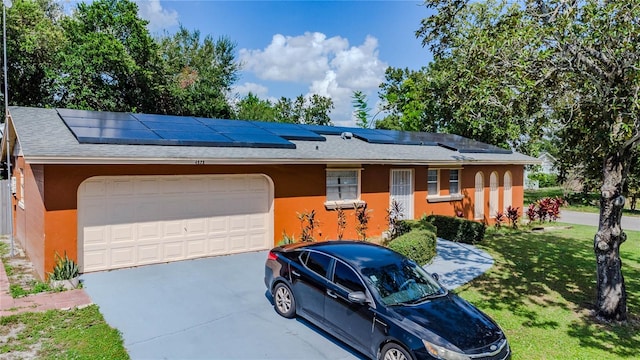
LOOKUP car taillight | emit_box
[267,251,278,261]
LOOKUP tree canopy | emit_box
[1,0,334,124]
[406,0,640,321]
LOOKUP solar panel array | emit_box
[57,108,512,154]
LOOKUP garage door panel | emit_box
[229,217,248,232]
[228,235,248,252]
[208,236,227,254]
[137,244,161,263]
[163,242,185,260]
[80,174,272,272]
[247,233,267,249]
[137,222,162,240]
[163,221,184,237]
[110,247,136,267]
[186,239,207,257]
[84,251,108,271]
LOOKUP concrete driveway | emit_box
[82,251,363,360]
[81,240,493,359]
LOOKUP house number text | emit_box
[194,160,205,165]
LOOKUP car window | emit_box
[362,259,445,305]
[304,251,331,278]
[333,261,365,293]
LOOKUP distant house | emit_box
[2,107,538,279]
[538,152,558,175]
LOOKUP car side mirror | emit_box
[347,291,369,305]
[431,273,440,282]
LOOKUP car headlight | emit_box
[422,339,470,360]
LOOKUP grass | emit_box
[458,224,640,359]
[525,187,640,217]
[0,305,129,359]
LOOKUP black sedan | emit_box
[264,240,510,360]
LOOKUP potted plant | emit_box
[49,252,80,290]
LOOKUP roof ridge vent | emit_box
[341,132,353,140]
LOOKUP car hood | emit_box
[391,293,503,351]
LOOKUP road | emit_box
[559,210,640,231]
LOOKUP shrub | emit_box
[385,199,404,240]
[506,206,520,229]
[528,172,559,188]
[527,197,565,223]
[494,211,505,228]
[387,229,437,266]
[355,203,371,241]
[425,215,486,244]
[297,210,318,242]
[49,252,79,280]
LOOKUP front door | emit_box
[390,169,413,220]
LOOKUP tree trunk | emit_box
[594,153,628,321]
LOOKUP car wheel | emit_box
[273,283,296,318]
[380,343,413,360]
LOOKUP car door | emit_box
[291,251,332,323]
[324,260,379,357]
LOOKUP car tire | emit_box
[273,283,296,318]
[380,343,413,360]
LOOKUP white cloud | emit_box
[136,0,178,32]
[232,82,270,98]
[240,32,388,126]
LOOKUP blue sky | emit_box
[132,1,434,126]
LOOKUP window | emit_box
[333,261,365,293]
[18,168,24,209]
[304,251,332,277]
[427,169,439,195]
[449,170,460,195]
[474,172,484,219]
[504,171,512,210]
[326,169,359,202]
[489,171,499,218]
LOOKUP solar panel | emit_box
[69,126,164,145]
[61,117,149,130]
[140,120,212,133]
[223,133,296,148]
[197,118,258,128]
[210,126,274,135]
[153,130,233,146]
[57,108,134,121]
[133,113,203,125]
[56,109,511,153]
[304,124,352,135]
[349,129,398,144]
[253,122,326,141]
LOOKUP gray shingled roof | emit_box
[7,106,538,166]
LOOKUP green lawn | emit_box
[0,305,129,359]
[459,224,640,359]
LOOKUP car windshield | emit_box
[362,259,446,306]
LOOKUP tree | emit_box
[352,90,372,128]
[380,1,546,152]
[269,95,334,125]
[52,0,164,112]
[417,0,640,321]
[157,26,240,118]
[295,94,334,126]
[234,93,275,121]
[2,0,64,111]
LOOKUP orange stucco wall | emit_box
[13,161,525,279]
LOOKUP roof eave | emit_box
[23,156,541,167]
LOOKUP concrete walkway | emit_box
[425,239,494,289]
[0,259,92,317]
[559,210,640,231]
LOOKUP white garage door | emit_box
[78,174,273,272]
